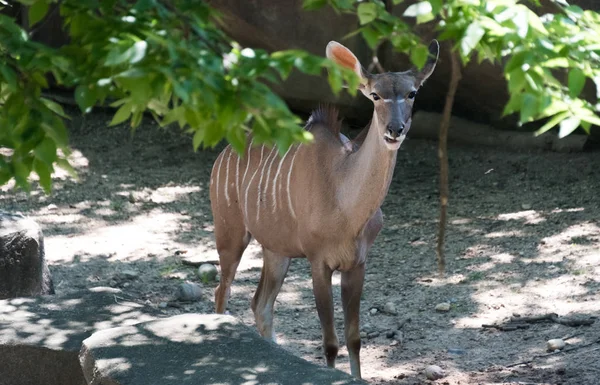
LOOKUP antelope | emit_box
[209,40,439,378]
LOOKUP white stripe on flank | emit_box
[224,147,232,206]
[257,147,276,221]
[241,139,253,187]
[245,145,264,219]
[263,147,279,210]
[272,146,293,213]
[213,151,226,207]
[235,152,240,201]
[286,145,300,219]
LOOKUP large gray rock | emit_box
[0,287,160,385]
[0,212,54,299]
[80,314,364,385]
[1,289,363,385]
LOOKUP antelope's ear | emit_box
[326,41,368,85]
[415,40,439,85]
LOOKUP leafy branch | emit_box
[0,0,360,193]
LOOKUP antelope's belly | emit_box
[248,222,304,257]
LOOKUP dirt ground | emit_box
[2,108,599,385]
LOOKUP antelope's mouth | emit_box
[384,133,400,144]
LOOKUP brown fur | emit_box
[305,105,343,143]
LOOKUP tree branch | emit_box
[436,46,462,276]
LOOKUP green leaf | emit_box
[410,45,429,69]
[558,116,580,138]
[192,128,204,151]
[41,121,68,147]
[34,138,57,165]
[226,127,247,155]
[303,0,327,11]
[361,26,380,49]
[74,85,96,112]
[460,21,485,59]
[403,2,432,17]
[327,67,343,95]
[534,111,570,136]
[568,68,586,98]
[110,103,132,126]
[542,58,569,68]
[28,0,49,27]
[579,113,600,127]
[357,3,378,25]
[13,160,31,192]
[105,41,148,66]
[428,0,442,15]
[519,93,538,123]
[0,63,17,90]
[33,158,52,193]
[41,98,69,119]
[134,0,155,12]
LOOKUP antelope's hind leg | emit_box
[251,247,291,342]
[214,219,251,314]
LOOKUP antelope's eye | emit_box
[370,92,380,101]
[408,91,417,99]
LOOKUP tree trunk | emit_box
[436,48,462,276]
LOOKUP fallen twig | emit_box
[482,323,530,331]
[486,313,595,331]
[506,338,600,368]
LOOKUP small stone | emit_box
[424,365,445,380]
[435,302,451,312]
[384,301,398,315]
[547,338,566,352]
[386,330,396,339]
[122,282,130,288]
[360,331,367,338]
[521,203,532,210]
[177,282,203,301]
[47,204,58,210]
[367,331,380,339]
[390,340,399,346]
[198,263,218,283]
[369,308,378,315]
[158,302,168,308]
[121,269,139,280]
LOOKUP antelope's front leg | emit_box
[310,261,339,368]
[341,263,365,379]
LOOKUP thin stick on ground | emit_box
[436,47,462,276]
[506,338,600,368]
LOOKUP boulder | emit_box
[80,314,364,385]
[0,287,161,385]
[1,288,363,385]
[0,212,54,299]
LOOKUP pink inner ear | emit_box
[331,45,358,71]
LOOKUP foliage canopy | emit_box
[0,0,359,192]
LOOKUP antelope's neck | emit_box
[337,119,397,235]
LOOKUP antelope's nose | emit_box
[386,122,405,138]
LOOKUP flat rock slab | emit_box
[0,287,160,352]
[81,314,364,385]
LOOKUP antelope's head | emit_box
[327,40,439,151]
